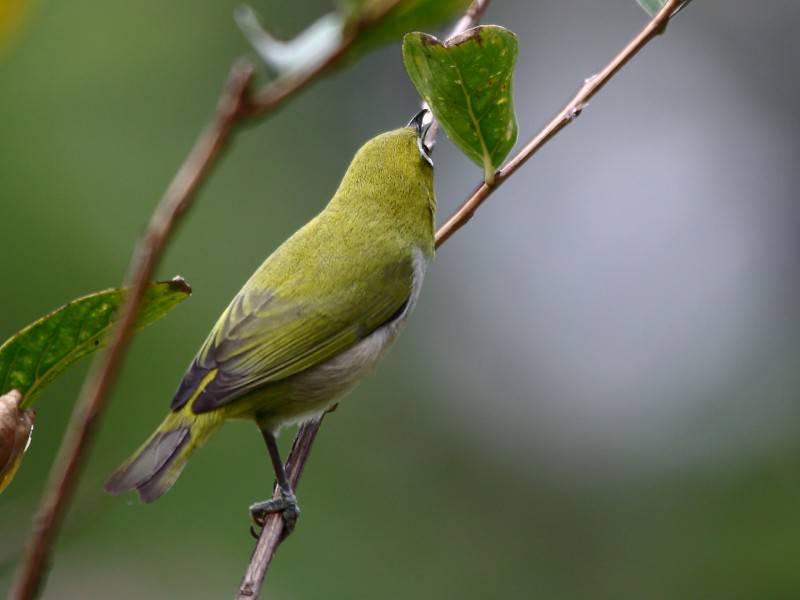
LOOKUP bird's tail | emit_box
[104,409,222,503]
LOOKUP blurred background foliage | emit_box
[0,0,29,55]
[1,1,800,598]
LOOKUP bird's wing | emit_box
[171,254,414,413]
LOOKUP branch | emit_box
[11,3,408,599]
[237,418,323,598]
[435,0,682,247]
[237,0,686,597]
[10,61,255,600]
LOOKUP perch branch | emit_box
[237,418,323,598]
[236,0,687,598]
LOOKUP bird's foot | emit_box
[249,490,300,538]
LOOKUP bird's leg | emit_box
[249,428,300,537]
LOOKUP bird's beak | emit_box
[407,109,428,135]
[407,109,434,167]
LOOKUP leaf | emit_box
[403,26,519,183]
[0,390,34,494]
[237,0,470,76]
[635,0,691,18]
[235,6,345,76]
[0,278,192,409]
[636,0,665,16]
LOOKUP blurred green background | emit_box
[2,1,800,598]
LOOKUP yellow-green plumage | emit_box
[106,124,435,502]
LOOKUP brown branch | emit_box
[10,61,255,600]
[435,0,683,248]
[10,2,408,599]
[237,418,323,598]
[236,0,686,597]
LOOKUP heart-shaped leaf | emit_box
[0,278,191,409]
[403,25,519,183]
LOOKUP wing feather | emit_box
[172,250,414,414]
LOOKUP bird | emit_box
[105,110,436,534]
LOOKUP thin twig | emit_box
[448,0,492,36]
[11,2,407,598]
[435,0,683,247]
[237,419,323,598]
[236,0,686,597]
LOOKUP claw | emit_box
[249,491,300,537]
[252,429,301,539]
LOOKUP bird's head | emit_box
[329,111,437,231]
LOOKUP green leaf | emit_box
[403,25,519,183]
[0,278,192,409]
[237,0,470,76]
[343,0,471,61]
[235,7,345,76]
[636,0,665,16]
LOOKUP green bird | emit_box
[106,111,436,532]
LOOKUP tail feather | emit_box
[134,429,191,503]
[105,412,218,503]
